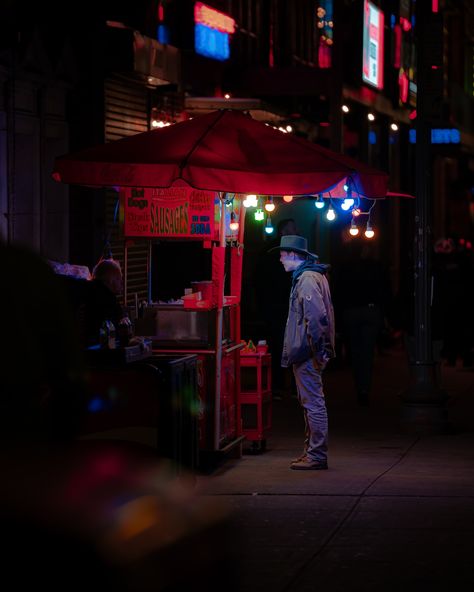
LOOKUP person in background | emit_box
[84,258,129,346]
[270,235,335,470]
[92,258,123,295]
[332,238,392,406]
[257,218,298,398]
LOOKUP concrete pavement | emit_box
[197,345,474,591]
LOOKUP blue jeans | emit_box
[292,358,328,462]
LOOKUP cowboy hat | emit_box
[268,235,319,259]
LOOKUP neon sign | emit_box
[409,129,461,144]
[194,2,235,33]
[362,0,384,90]
[399,69,409,103]
[194,2,235,61]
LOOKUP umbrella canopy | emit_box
[53,109,388,198]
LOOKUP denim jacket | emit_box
[281,270,335,368]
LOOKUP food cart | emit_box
[53,108,391,468]
[122,183,246,464]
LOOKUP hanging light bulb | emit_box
[265,216,274,234]
[352,207,361,217]
[264,196,275,212]
[349,219,359,236]
[283,195,293,203]
[343,179,354,208]
[364,221,375,238]
[315,194,325,209]
[326,207,336,221]
[229,211,239,231]
[243,194,258,208]
[254,208,265,221]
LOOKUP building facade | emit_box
[1,1,473,309]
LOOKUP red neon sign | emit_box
[399,16,411,32]
[194,2,235,34]
[398,70,409,104]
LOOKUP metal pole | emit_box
[401,2,448,433]
[213,193,226,450]
[235,205,246,344]
[124,241,128,305]
[148,240,152,304]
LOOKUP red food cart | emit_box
[123,184,247,464]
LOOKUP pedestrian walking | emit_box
[269,235,335,470]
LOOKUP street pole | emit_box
[400,2,448,433]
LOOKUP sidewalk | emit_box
[197,345,474,591]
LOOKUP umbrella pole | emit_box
[124,241,128,305]
[214,193,226,450]
[148,241,152,304]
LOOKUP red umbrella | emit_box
[53,109,388,198]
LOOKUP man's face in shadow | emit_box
[279,250,302,272]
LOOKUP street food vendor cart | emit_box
[123,183,247,463]
[53,108,390,467]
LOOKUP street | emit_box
[198,344,474,591]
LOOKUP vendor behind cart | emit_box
[84,258,130,347]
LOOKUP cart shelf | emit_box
[239,352,272,450]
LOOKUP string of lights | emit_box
[240,182,378,239]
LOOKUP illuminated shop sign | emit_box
[316,0,334,68]
[194,2,235,61]
[123,186,217,238]
[362,0,384,90]
[408,129,461,144]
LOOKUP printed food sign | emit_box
[123,186,216,238]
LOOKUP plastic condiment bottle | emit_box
[107,321,116,349]
[247,339,257,352]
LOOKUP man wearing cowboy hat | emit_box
[269,235,335,470]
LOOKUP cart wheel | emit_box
[260,439,267,452]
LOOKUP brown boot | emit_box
[290,457,328,470]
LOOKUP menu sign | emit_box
[123,186,216,238]
[362,0,384,90]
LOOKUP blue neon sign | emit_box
[409,128,461,144]
[195,24,230,61]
